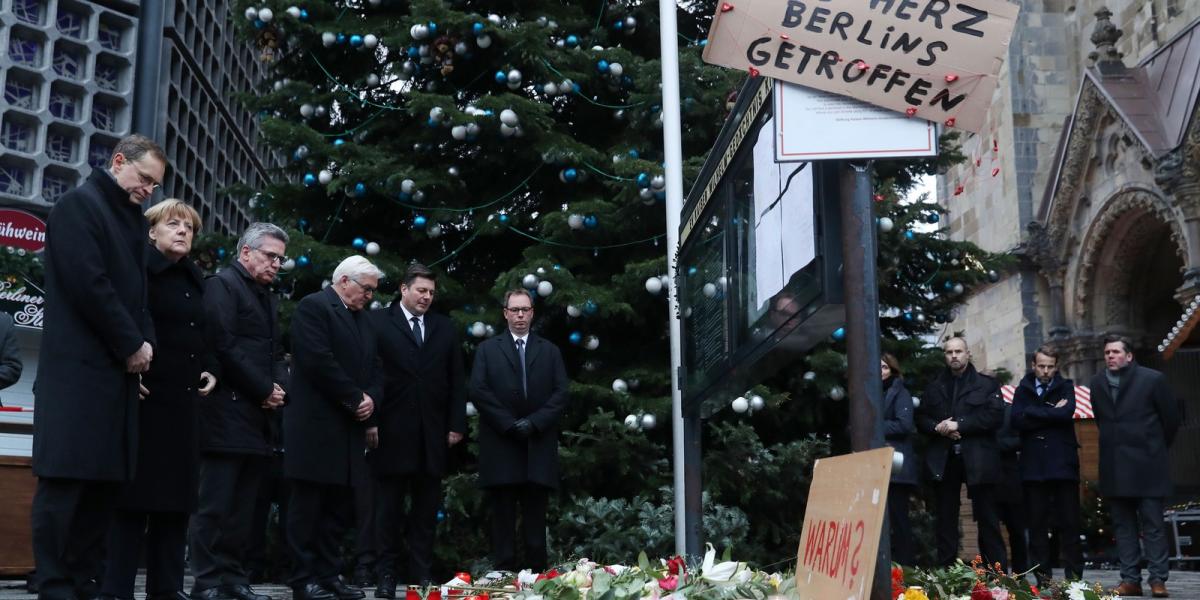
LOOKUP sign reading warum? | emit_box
[702,0,1020,134]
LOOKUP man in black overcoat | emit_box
[1010,345,1082,584]
[190,223,290,600]
[470,289,570,572]
[284,256,382,600]
[1090,335,1179,598]
[914,336,1006,569]
[31,134,163,600]
[0,311,23,405]
[370,264,466,595]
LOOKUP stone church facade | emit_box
[940,1,1200,497]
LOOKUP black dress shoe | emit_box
[221,584,272,600]
[192,588,235,600]
[321,579,365,600]
[374,574,396,599]
[352,565,375,588]
[294,583,337,600]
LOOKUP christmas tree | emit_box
[225,0,1012,574]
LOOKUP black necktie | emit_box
[410,316,423,347]
[515,338,527,397]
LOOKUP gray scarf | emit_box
[1104,365,1129,403]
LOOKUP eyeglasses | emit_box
[350,278,377,295]
[252,247,287,265]
[130,163,162,192]
[504,306,533,314]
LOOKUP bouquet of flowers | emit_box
[893,557,1120,600]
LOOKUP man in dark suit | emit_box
[1010,345,1082,584]
[31,134,162,600]
[285,256,382,600]
[470,289,569,572]
[914,336,1006,569]
[191,223,290,600]
[1090,335,1179,598]
[370,264,466,596]
[0,311,23,405]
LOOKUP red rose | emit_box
[970,582,992,600]
[535,569,560,582]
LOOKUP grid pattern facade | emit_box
[162,0,275,235]
[0,0,136,206]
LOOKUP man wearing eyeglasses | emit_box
[284,256,382,600]
[470,289,570,572]
[32,134,164,600]
[369,263,466,596]
[190,223,290,600]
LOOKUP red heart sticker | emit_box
[954,185,964,195]
[991,167,1000,177]
[944,117,956,127]
[945,74,959,83]
[721,3,734,12]
[905,107,918,117]
[748,66,760,77]
[856,61,870,70]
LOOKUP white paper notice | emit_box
[775,82,938,162]
[753,117,816,311]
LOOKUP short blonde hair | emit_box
[145,199,201,234]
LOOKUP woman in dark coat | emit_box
[101,199,216,600]
[881,352,918,566]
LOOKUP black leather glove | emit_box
[508,418,535,439]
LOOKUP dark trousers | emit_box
[101,510,188,599]
[247,457,288,579]
[375,473,441,584]
[489,485,549,572]
[1026,479,1082,581]
[887,483,914,566]
[353,466,378,575]
[31,478,120,600]
[1109,496,1170,585]
[997,500,1028,573]
[189,454,266,593]
[934,453,1006,570]
[287,479,354,587]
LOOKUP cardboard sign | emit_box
[775,81,938,160]
[703,0,1020,133]
[795,447,893,599]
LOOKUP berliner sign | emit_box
[702,0,1020,133]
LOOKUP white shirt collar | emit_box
[511,332,529,344]
[399,303,423,324]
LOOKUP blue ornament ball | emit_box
[553,264,562,270]
[687,266,697,275]
[597,59,610,72]
[217,247,227,259]
[563,168,578,182]
[408,46,421,58]
[299,9,308,20]
[904,230,915,240]
[427,22,438,34]
[253,19,265,29]
[494,70,507,84]
[832,327,846,341]
[637,172,650,188]
[498,213,510,224]
[628,149,639,159]
[583,215,598,229]
[566,34,579,47]
[336,33,346,44]
[583,300,598,315]
[334,138,346,147]
[350,34,363,47]
[436,510,445,523]
[303,173,317,187]
[297,255,311,267]
[352,237,366,249]
[653,190,666,201]
[473,22,484,35]
[614,20,623,30]
[569,331,583,345]
[354,182,366,197]
[299,218,310,230]
[413,215,428,229]
[398,192,412,202]
[927,212,941,224]
[903,312,914,321]
[944,280,954,290]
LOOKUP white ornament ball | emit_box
[476,34,492,49]
[366,73,380,87]
[892,450,905,471]
[911,396,921,408]
[451,125,467,141]
[486,325,495,336]
[543,82,559,96]
[717,276,728,291]
[401,179,416,193]
[245,7,259,21]
[566,304,582,317]
[281,258,296,271]
[365,242,380,256]
[363,34,378,49]
[466,402,478,417]
[536,267,547,275]
[429,106,445,121]
[640,414,657,430]
[500,124,516,137]
[413,190,426,203]
[427,223,442,238]
[584,336,600,350]
[567,214,585,230]
[731,397,749,413]
[624,414,640,429]
[506,69,522,84]
[803,371,817,381]
[660,275,670,289]
[286,6,301,18]
[651,174,666,190]
[487,13,502,25]
[608,62,624,77]
[318,169,333,185]
[829,385,846,401]
[878,217,895,233]
[257,8,273,22]
[645,276,663,294]
[702,283,717,298]
[500,109,519,127]
[315,105,326,117]
[522,273,539,289]
[321,32,337,47]
[471,321,487,338]
[537,281,554,297]
[612,379,628,393]
[466,122,481,137]
[411,24,429,40]
[300,103,314,118]
[321,279,332,289]
[369,0,381,5]
[370,300,382,310]
[749,395,765,411]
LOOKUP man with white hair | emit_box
[284,256,383,600]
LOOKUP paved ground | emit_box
[3,569,1200,599]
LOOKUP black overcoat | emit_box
[119,249,212,512]
[0,312,23,404]
[200,261,287,455]
[470,331,569,489]
[33,169,153,481]
[1010,372,1079,482]
[284,287,382,486]
[914,363,1004,486]
[367,305,466,477]
[1088,362,1179,498]
[882,377,918,486]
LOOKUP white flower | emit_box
[699,543,747,586]
[517,569,539,588]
